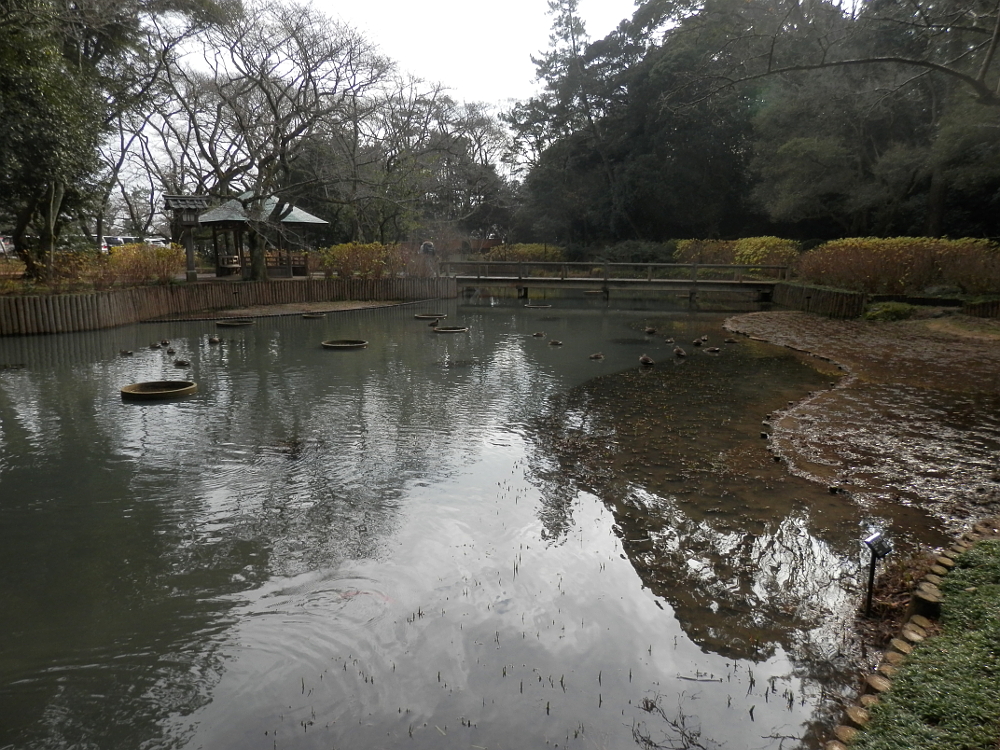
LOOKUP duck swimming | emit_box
[673,347,687,357]
[639,353,655,366]
[589,352,604,360]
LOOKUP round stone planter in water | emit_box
[121,381,198,400]
[433,326,469,333]
[322,339,368,349]
[216,319,254,327]
[414,313,447,320]
[302,313,326,319]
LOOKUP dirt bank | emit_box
[153,299,401,321]
[724,311,1000,532]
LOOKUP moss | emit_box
[864,302,916,321]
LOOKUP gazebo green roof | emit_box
[199,196,327,225]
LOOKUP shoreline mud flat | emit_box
[152,299,401,321]
[725,310,1000,533]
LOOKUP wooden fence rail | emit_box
[0,277,456,336]
[772,283,868,318]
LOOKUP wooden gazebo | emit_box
[198,196,328,277]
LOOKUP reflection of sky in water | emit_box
[0,303,951,749]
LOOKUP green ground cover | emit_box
[852,540,1000,749]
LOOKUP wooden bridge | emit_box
[439,261,789,300]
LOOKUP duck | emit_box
[160,339,169,346]
[174,359,191,367]
[548,340,563,346]
[149,342,161,349]
[532,332,546,337]
[701,335,709,342]
[692,339,702,346]
[673,347,687,357]
[706,346,721,353]
[166,347,176,355]
[208,336,221,344]
[644,326,657,335]
[119,349,133,357]
[589,352,604,360]
[724,337,737,344]
[664,338,674,344]
[639,353,655,366]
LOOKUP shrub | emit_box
[795,237,1000,295]
[110,243,185,284]
[483,243,566,262]
[864,301,915,321]
[936,238,1000,295]
[592,241,678,263]
[673,239,737,264]
[733,236,800,267]
[315,243,406,279]
[83,252,118,290]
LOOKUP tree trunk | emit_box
[38,181,66,280]
[925,165,945,237]
[248,231,268,281]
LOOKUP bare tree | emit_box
[156,0,389,277]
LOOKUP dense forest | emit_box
[511,0,1000,247]
[2,0,1000,278]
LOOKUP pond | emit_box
[0,299,950,750]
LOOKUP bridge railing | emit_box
[438,260,790,283]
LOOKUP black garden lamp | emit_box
[864,531,893,617]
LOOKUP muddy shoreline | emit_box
[150,299,402,321]
[724,310,1000,533]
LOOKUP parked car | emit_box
[101,235,164,252]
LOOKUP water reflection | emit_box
[0,302,950,750]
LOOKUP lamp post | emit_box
[163,195,210,282]
[864,531,893,617]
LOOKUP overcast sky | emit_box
[317,0,639,106]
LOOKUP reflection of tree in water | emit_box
[634,692,723,750]
[0,374,246,750]
[528,356,865,745]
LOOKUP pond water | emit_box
[0,299,950,750]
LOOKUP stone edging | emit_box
[823,517,1000,749]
